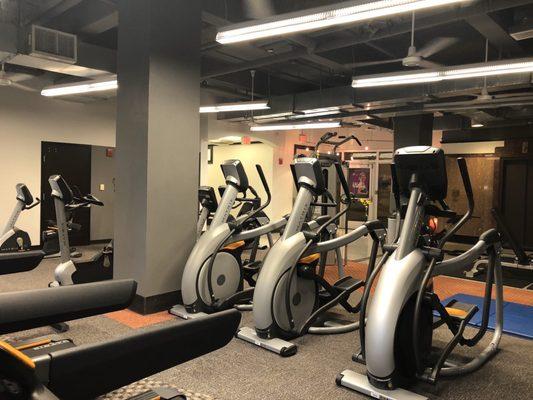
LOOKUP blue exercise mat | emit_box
[439,293,533,340]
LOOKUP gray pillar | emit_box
[393,114,434,150]
[115,0,201,313]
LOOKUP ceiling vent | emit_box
[30,25,77,64]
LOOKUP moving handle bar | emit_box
[0,309,241,400]
[0,280,136,335]
[315,132,362,154]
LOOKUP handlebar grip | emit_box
[320,132,336,142]
[457,158,474,214]
[255,165,270,198]
[334,161,351,200]
[248,186,259,198]
[390,163,401,211]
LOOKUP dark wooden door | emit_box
[500,158,533,251]
[41,142,92,246]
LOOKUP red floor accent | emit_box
[105,309,174,329]
[107,262,533,330]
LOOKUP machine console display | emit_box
[198,186,218,213]
[220,160,249,193]
[291,157,326,195]
[394,146,447,201]
[15,184,33,206]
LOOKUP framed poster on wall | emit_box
[349,167,371,198]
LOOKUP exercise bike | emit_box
[237,155,386,356]
[48,175,113,286]
[171,160,287,319]
[338,146,503,400]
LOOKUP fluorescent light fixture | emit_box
[250,121,341,131]
[353,71,443,88]
[199,100,270,113]
[292,110,342,119]
[254,112,294,120]
[471,123,484,128]
[217,0,469,44]
[352,58,533,88]
[41,78,117,97]
[301,106,340,114]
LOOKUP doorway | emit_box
[41,142,92,246]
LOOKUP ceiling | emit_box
[2,0,533,132]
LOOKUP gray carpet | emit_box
[1,246,532,400]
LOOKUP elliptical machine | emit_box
[1,184,40,252]
[237,155,386,356]
[48,175,113,286]
[338,146,503,400]
[0,184,46,272]
[171,160,287,319]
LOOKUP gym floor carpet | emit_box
[1,247,532,400]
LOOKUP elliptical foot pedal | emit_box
[128,387,185,400]
[337,370,428,400]
[169,305,208,320]
[236,326,297,357]
[444,300,478,322]
[333,276,363,293]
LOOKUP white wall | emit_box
[0,87,116,244]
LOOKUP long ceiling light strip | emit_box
[217,0,469,44]
[41,79,117,97]
[250,122,341,131]
[200,100,270,113]
[352,58,533,88]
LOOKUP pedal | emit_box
[444,300,478,322]
[242,261,261,272]
[129,387,185,400]
[333,276,363,293]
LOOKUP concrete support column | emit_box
[393,114,434,150]
[114,0,201,313]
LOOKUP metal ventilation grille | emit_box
[31,25,77,63]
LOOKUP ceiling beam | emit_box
[206,0,531,79]
[218,73,533,120]
[466,14,525,55]
[27,0,84,27]
[201,48,309,79]
[80,11,118,35]
[315,0,533,53]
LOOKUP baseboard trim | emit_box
[129,290,182,315]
